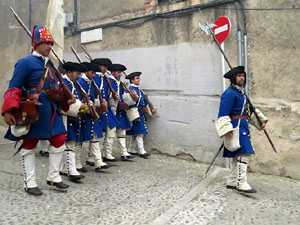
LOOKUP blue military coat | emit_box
[126,85,149,135]
[93,73,118,131]
[218,86,254,157]
[77,75,103,140]
[62,76,84,143]
[5,54,66,141]
[109,76,131,130]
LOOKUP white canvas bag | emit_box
[224,95,246,152]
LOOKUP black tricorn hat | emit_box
[108,63,127,72]
[125,72,142,80]
[223,66,246,79]
[81,62,101,72]
[91,58,112,67]
[62,62,86,72]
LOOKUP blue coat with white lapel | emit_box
[62,76,85,143]
[109,76,131,130]
[217,86,254,157]
[93,73,119,131]
[4,53,66,141]
[77,74,103,140]
[126,85,149,135]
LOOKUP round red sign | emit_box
[212,16,231,43]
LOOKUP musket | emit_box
[80,45,138,102]
[131,81,156,114]
[140,90,156,114]
[205,22,277,153]
[70,46,107,114]
[203,143,224,179]
[74,82,99,121]
[81,45,119,101]
[10,6,74,103]
[81,44,93,61]
[70,47,100,121]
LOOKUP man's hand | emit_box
[4,111,16,126]
[261,122,266,130]
[224,131,233,138]
[67,95,76,105]
[80,103,88,110]
[88,101,94,107]
[114,93,120,101]
[151,107,157,115]
[101,99,108,108]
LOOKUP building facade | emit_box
[1,0,300,179]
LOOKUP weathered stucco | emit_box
[0,0,299,179]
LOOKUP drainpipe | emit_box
[28,0,32,52]
[238,0,248,93]
[73,0,78,33]
[236,3,242,66]
[244,32,248,94]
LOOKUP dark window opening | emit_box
[158,0,186,5]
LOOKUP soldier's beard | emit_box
[237,80,245,87]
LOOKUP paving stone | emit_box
[0,139,299,225]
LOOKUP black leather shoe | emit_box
[226,185,236,189]
[121,155,135,161]
[68,175,85,181]
[59,172,68,176]
[95,167,103,172]
[128,152,138,155]
[139,152,150,159]
[86,161,95,166]
[103,157,119,162]
[101,164,112,169]
[25,187,43,196]
[77,167,88,173]
[60,172,84,180]
[39,151,49,157]
[237,188,257,193]
[47,181,69,189]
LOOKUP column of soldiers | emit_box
[1,25,157,196]
[2,25,268,197]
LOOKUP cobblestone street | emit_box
[0,139,300,225]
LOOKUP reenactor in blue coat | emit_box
[59,62,87,181]
[216,66,268,193]
[105,64,138,161]
[126,72,157,158]
[84,58,119,165]
[76,62,109,172]
[1,25,70,195]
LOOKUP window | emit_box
[158,0,186,5]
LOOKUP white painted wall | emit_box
[65,42,225,164]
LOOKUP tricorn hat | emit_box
[81,62,101,72]
[108,63,127,72]
[91,58,112,67]
[125,72,142,80]
[62,62,86,72]
[223,66,246,79]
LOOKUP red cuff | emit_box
[1,88,22,115]
[59,87,70,112]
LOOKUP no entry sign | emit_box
[212,16,231,43]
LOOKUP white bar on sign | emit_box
[214,24,228,35]
[81,28,103,44]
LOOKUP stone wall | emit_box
[246,0,300,179]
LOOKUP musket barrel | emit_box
[10,6,32,37]
[202,19,277,153]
